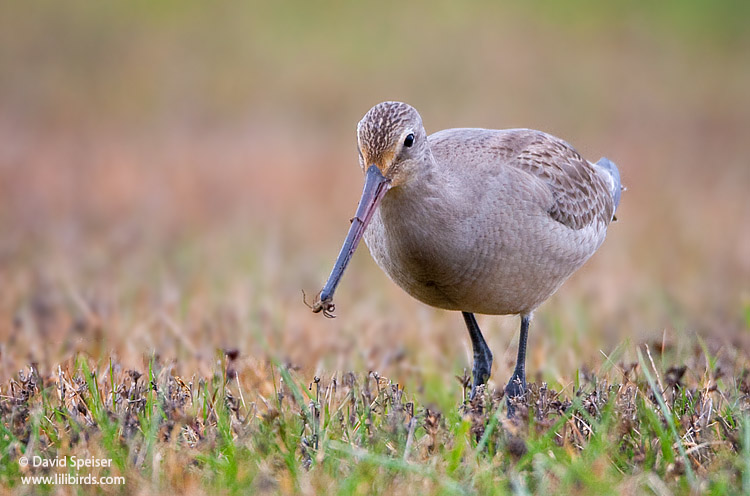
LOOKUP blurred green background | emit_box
[0,1,748,386]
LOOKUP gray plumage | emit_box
[313,101,621,407]
[360,104,620,316]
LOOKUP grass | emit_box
[1,333,748,494]
[0,1,749,494]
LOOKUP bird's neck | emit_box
[380,151,445,218]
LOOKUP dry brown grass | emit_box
[0,2,749,494]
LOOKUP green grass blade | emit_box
[637,348,696,488]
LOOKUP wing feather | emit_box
[512,132,614,230]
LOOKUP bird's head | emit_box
[357,101,428,187]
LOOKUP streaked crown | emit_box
[357,102,423,172]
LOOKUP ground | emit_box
[0,1,749,494]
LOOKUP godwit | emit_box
[311,101,622,407]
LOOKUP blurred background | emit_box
[0,1,748,397]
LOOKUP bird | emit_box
[311,101,622,410]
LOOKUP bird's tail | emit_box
[595,157,622,211]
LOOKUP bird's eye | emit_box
[403,133,414,147]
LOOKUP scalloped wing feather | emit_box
[513,133,615,230]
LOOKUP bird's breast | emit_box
[363,188,470,310]
[363,168,608,315]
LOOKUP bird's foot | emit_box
[469,356,492,401]
[468,383,487,404]
[468,383,482,402]
[469,376,490,402]
[504,375,526,417]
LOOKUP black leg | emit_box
[462,312,493,399]
[505,314,530,414]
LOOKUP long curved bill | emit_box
[312,164,391,317]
